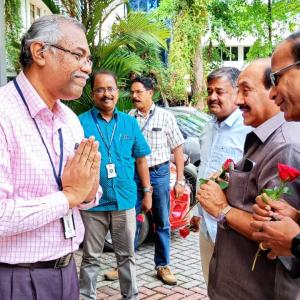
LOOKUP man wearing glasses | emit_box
[78,70,151,300]
[198,58,300,299]
[0,15,102,300]
[251,32,300,261]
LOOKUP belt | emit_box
[149,161,169,171]
[0,253,73,269]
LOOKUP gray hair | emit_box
[207,67,241,88]
[20,15,86,69]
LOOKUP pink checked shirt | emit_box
[0,72,101,263]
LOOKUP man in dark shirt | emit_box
[197,58,300,299]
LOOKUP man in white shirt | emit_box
[195,67,252,284]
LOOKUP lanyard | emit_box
[135,107,155,132]
[13,79,64,190]
[91,110,117,161]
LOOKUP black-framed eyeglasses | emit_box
[94,87,118,94]
[44,43,93,67]
[270,60,300,86]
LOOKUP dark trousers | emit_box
[0,259,79,300]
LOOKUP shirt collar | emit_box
[16,72,68,123]
[213,108,242,128]
[135,102,155,118]
[253,112,285,143]
[92,106,119,120]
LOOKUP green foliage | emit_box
[154,0,209,104]
[5,0,22,73]
[206,0,300,65]
[41,0,169,113]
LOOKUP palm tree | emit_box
[42,0,169,114]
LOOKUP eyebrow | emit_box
[74,46,91,55]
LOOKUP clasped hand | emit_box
[62,136,101,208]
[196,180,228,218]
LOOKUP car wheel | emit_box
[104,214,150,252]
[184,163,198,206]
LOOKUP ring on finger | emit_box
[259,242,268,251]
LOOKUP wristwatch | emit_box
[143,186,153,194]
[217,205,233,229]
[175,179,185,187]
[291,233,300,258]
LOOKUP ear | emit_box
[149,89,154,97]
[30,42,47,67]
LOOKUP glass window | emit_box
[244,46,250,60]
[129,0,158,11]
[231,47,238,61]
[36,7,41,18]
[221,47,230,61]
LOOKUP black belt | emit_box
[149,161,169,171]
[0,253,73,269]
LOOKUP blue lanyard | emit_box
[13,79,64,190]
[91,110,117,161]
[135,107,155,132]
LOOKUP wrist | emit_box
[143,186,153,194]
[175,178,185,187]
[63,190,78,208]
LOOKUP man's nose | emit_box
[235,91,244,106]
[269,86,277,101]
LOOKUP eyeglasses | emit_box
[270,60,300,86]
[130,89,148,96]
[93,87,118,94]
[45,43,93,67]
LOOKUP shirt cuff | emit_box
[78,185,103,210]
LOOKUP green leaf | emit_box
[218,181,229,190]
[199,178,208,187]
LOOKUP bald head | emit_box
[270,31,300,121]
[236,58,280,128]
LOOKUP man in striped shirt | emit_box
[0,15,101,300]
[131,77,185,285]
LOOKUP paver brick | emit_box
[76,229,207,300]
[153,286,175,295]
[172,286,195,296]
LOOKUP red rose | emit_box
[136,213,145,223]
[179,226,190,238]
[222,159,235,172]
[278,163,300,182]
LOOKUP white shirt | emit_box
[197,108,252,242]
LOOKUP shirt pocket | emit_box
[146,127,165,150]
[211,146,243,167]
[119,134,134,159]
[227,168,252,210]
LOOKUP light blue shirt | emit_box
[197,108,252,242]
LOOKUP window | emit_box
[244,47,250,61]
[231,47,238,61]
[37,7,41,18]
[221,46,238,61]
[129,0,159,11]
[30,4,35,24]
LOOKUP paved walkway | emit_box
[75,231,208,299]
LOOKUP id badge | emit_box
[106,163,117,178]
[62,209,76,239]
